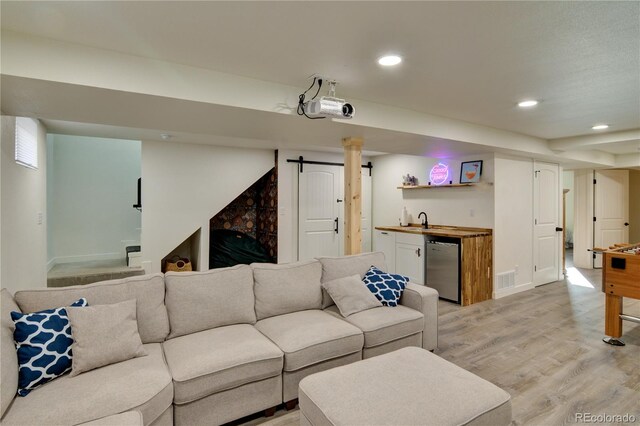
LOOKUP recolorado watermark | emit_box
[576,413,637,423]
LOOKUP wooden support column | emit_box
[342,137,363,255]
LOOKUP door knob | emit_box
[624,222,629,226]
[556,227,563,232]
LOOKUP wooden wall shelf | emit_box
[397,183,475,189]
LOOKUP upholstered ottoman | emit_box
[298,347,511,426]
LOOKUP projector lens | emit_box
[342,103,354,117]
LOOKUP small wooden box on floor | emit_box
[602,243,640,338]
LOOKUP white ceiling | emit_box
[1,1,639,158]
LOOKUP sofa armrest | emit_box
[400,283,438,351]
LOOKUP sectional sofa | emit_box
[0,252,438,425]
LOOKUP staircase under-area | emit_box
[209,167,278,269]
[47,259,144,288]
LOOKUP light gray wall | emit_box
[371,153,495,229]
[494,156,534,290]
[630,170,640,243]
[1,116,48,292]
[47,134,141,264]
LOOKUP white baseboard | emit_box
[46,258,56,272]
[53,252,122,264]
[493,282,534,299]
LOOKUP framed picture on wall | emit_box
[460,160,483,183]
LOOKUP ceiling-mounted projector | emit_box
[304,96,354,119]
[298,78,354,120]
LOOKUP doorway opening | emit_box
[46,134,142,287]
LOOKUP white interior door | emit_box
[361,168,372,252]
[534,162,561,285]
[594,170,629,268]
[298,164,342,260]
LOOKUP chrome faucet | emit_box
[418,212,428,229]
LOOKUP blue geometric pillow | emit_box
[11,298,88,396]
[362,266,409,307]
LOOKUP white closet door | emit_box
[594,170,629,268]
[533,162,561,285]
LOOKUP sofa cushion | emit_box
[325,304,424,348]
[255,310,363,372]
[14,274,169,343]
[164,265,256,339]
[317,252,387,308]
[252,260,322,320]
[11,298,87,395]
[163,324,283,405]
[68,299,146,377]
[0,343,172,426]
[322,275,382,317]
[1,289,20,417]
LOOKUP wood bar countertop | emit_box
[375,224,492,238]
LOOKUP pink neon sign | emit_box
[429,163,449,185]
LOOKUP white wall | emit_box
[629,170,640,243]
[371,154,495,230]
[493,156,534,295]
[47,134,141,264]
[142,140,273,272]
[563,170,575,245]
[1,116,48,292]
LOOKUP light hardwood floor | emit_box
[242,262,639,426]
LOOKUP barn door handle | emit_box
[416,248,421,257]
[334,218,339,234]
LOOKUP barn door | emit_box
[298,164,343,260]
[361,168,372,252]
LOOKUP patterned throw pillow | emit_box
[362,266,409,307]
[11,298,88,396]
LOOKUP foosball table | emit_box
[602,242,640,346]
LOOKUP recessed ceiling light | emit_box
[591,124,609,130]
[378,55,402,66]
[517,100,538,108]
[160,133,172,140]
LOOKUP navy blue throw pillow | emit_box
[362,266,409,307]
[11,298,88,396]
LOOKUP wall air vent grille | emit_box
[496,271,516,290]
